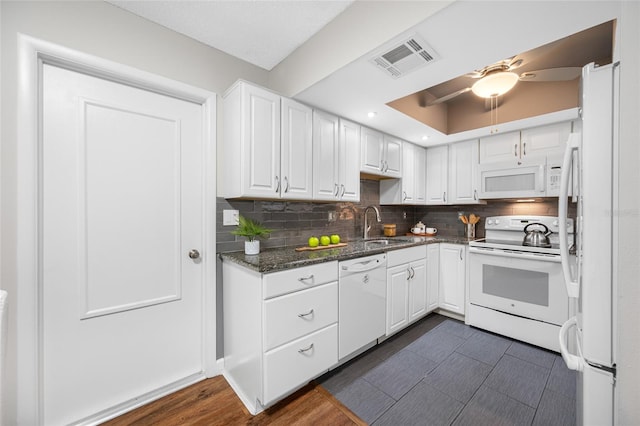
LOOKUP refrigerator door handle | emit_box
[559,316,585,372]
[559,133,580,298]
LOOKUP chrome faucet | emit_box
[363,205,382,239]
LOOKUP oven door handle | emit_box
[469,246,561,262]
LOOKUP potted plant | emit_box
[231,215,273,255]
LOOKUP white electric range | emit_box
[467,215,574,352]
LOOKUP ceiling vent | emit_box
[370,35,439,79]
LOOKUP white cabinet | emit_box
[380,142,426,205]
[479,122,571,164]
[281,98,314,199]
[439,243,466,315]
[223,81,313,200]
[223,261,339,414]
[360,126,402,178]
[425,145,449,204]
[338,118,361,202]
[386,246,428,336]
[449,140,481,204]
[313,111,360,202]
[426,141,483,205]
[426,243,440,312]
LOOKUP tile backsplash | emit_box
[216,179,575,253]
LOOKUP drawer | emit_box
[264,282,338,351]
[263,261,338,299]
[387,246,426,267]
[263,324,337,406]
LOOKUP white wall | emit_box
[0,2,268,424]
[616,1,640,422]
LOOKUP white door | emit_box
[479,130,521,164]
[439,244,466,315]
[414,145,427,205]
[281,98,312,200]
[402,142,415,203]
[426,244,440,312]
[360,126,384,174]
[425,145,449,204]
[42,64,205,425]
[450,139,480,204]
[313,110,339,200]
[383,136,403,178]
[338,118,360,201]
[386,264,409,335]
[408,259,428,322]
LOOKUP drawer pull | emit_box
[297,274,314,283]
[298,343,314,354]
[297,309,314,318]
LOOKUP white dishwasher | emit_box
[338,253,387,359]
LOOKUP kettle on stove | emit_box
[522,223,552,248]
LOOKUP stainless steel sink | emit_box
[363,238,406,249]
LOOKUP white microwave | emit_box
[479,157,558,199]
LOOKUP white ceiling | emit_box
[107,0,354,70]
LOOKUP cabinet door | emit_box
[386,264,409,335]
[426,244,439,312]
[450,140,480,204]
[425,145,448,205]
[414,145,427,205]
[401,142,415,203]
[479,131,520,164]
[338,119,360,202]
[439,244,466,315]
[360,126,384,174]
[312,110,339,201]
[408,259,428,322]
[281,98,313,200]
[383,136,403,178]
[520,122,571,159]
[241,84,282,197]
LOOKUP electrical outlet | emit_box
[223,209,239,226]
[403,211,407,219]
[328,211,337,222]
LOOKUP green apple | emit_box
[308,236,319,247]
[330,234,340,244]
[320,235,331,246]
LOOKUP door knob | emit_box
[188,249,200,260]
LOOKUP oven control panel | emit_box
[484,215,574,233]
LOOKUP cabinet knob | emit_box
[188,249,200,260]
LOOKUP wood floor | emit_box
[103,376,366,426]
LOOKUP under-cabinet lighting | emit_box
[516,199,537,203]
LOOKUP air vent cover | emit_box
[370,35,439,79]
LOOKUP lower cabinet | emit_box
[426,243,440,312]
[223,261,339,414]
[439,243,467,315]
[386,246,429,336]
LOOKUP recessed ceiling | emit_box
[107,0,354,70]
[387,20,614,135]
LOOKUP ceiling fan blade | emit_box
[427,87,472,105]
[519,67,581,82]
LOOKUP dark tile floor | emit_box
[318,314,576,426]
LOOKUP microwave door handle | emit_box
[559,133,580,298]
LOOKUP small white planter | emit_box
[245,240,260,255]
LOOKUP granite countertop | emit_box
[219,235,478,274]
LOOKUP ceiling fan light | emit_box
[471,71,519,98]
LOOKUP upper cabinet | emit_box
[479,122,571,165]
[313,111,360,202]
[426,141,484,206]
[380,141,426,205]
[360,127,402,178]
[223,81,313,200]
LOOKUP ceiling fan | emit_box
[427,57,581,105]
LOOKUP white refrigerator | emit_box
[558,62,619,425]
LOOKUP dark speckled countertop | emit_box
[220,236,478,273]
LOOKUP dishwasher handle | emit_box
[341,258,383,273]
